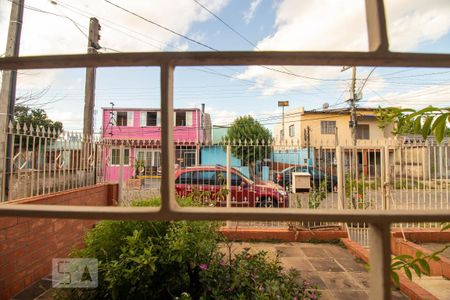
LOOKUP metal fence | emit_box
[1,122,105,201]
[112,138,449,236]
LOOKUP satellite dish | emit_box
[322,102,330,110]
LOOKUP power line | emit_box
[192,0,257,48]
[8,0,88,39]
[104,0,217,51]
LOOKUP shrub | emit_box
[197,248,319,300]
[55,199,319,299]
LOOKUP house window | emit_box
[321,121,336,135]
[176,112,186,126]
[111,148,130,166]
[356,124,370,140]
[117,112,128,126]
[289,125,295,137]
[147,112,157,126]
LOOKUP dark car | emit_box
[273,166,337,192]
[175,166,289,208]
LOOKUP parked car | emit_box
[273,166,337,192]
[175,165,289,208]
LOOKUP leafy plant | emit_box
[54,197,318,300]
[391,223,450,286]
[198,247,319,300]
[308,180,327,209]
[345,177,369,209]
[376,106,450,143]
[222,115,272,179]
[134,159,145,177]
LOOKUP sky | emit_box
[0,0,450,131]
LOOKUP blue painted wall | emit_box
[271,148,314,166]
[200,146,241,167]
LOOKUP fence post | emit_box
[383,145,390,210]
[336,146,344,210]
[226,144,232,227]
[118,144,124,204]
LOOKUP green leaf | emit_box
[391,260,405,268]
[413,117,422,134]
[403,266,413,280]
[435,115,448,143]
[391,271,400,287]
[441,223,450,231]
[418,259,430,275]
[411,264,422,277]
[394,254,413,262]
[415,251,424,258]
[421,116,433,140]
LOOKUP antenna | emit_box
[108,102,115,136]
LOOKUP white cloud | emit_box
[206,106,238,126]
[243,0,262,24]
[238,0,450,95]
[366,82,450,109]
[0,0,229,87]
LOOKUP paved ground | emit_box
[226,242,408,300]
[419,243,450,259]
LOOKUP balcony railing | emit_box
[1,1,450,299]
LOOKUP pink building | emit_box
[102,106,211,181]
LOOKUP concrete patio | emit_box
[228,242,408,300]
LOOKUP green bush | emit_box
[196,248,319,300]
[55,199,318,299]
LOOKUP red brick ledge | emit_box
[3,183,118,206]
[342,238,439,300]
[391,238,450,279]
[392,229,450,243]
[220,227,347,242]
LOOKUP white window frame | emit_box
[321,121,336,135]
[110,147,130,166]
[288,125,295,137]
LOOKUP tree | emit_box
[376,106,450,143]
[14,105,63,133]
[223,116,272,179]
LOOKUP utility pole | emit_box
[0,0,24,201]
[83,17,101,137]
[342,66,359,179]
[278,101,289,142]
[350,66,357,147]
[304,126,311,160]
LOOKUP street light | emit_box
[278,101,289,141]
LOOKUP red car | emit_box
[175,166,289,208]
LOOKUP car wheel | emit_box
[256,197,278,208]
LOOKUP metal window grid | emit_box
[0,1,449,299]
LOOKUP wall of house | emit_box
[200,146,242,167]
[300,111,394,147]
[271,148,314,167]
[273,108,302,144]
[102,108,203,142]
[0,184,118,300]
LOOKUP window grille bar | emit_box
[369,223,392,300]
[365,0,389,53]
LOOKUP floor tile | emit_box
[308,258,344,272]
[320,272,362,290]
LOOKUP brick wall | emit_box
[0,184,118,300]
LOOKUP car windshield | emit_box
[232,168,254,185]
